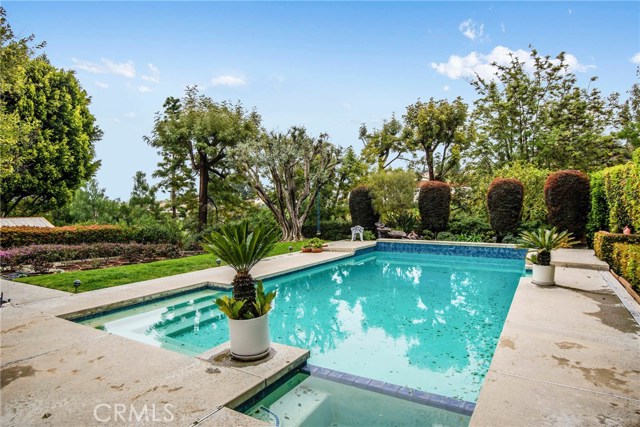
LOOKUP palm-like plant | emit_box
[202,222,279,318]
[518,227,576,265]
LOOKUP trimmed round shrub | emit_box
[349,186,379,232]
[418,181,451,233]
[487,178,524,243]
[544,170,591,239]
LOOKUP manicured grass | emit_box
[15,240,311,293]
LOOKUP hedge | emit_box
[0,243,181,273]
[349,186,379,232]
[611,243,640,292]
[601,159,640,233]
[418,181,451,233]
[0,224,180,248]
[487,178,524,243]
[593,231,640,267]
[302,220,352,241]
[544,170,590,239]
[586,171,609,246]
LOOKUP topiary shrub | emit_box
[544,170,591,240]
[487,178,524,243]
[349,186,379,232]
[586,171,609,247]
[418,181,451,233]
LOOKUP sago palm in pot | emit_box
[518,227,576,285]
[202,221,279,360]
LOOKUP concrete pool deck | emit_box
[1,241,639,426]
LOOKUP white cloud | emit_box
[458,19,484,41]
[568,8,573,15]
[95,81,109,89]
[500,23,506,33]
[631,52,640,64]
[432,46,594,81]
[138,86,152,93]
[443,85,450,92]
[211,75,247,87]
[72,58,136,78]
[142,63,161,83]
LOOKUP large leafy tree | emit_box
[322,146,369,220]
[470,47,622,172]
[0,9,102,216]
[403,97,472,181]
[616,70,640,150]
[145,87,260,230]
[234,127,341,241]
[367,169,417,222]
[359,115,406,170]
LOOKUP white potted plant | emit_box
[519,227,576,285]
[202,222,279,361]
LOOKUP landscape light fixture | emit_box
[216,258,222,266]
[73,279,81,293]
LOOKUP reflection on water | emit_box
[170,252,523,401]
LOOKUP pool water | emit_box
[79,251,524,402]
[242,372,470,427]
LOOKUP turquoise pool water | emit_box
[79,251,524,402]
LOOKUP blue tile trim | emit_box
[302,363,475,416]
[354,246,376,256]
[376,241,527,260]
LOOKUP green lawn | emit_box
[16,240,310,293]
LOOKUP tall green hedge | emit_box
[593,231,640,266]
[586,171,609,245]
[418,181,451,233]
[612,243,640,292]
[601,159,640,233]
[487,178,524,242]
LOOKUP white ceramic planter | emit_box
[228,313,271,361]
[532,265,555,286]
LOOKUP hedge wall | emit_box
[0,224,180,248]
[612,243,640,292]
[418,181,451,233]
[544,170,590,239]
[487,178,524,242]
[601,160,640,233]
[349,186,379,232]
[593,231,640,267]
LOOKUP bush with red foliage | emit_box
[487,178,524,242]
[349,186,380,232]
[418,181,451,233]
[544,170,591,239]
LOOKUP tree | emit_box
[325,147,369,219]
[234,127,341,241]
[403,97,472,181]
[544,170,591,239]
[348,186,379,232]
[0,10,102,216]
[367,169,417,222]
[616,70,640,150]
[145,88,260,230]
[128,171,160,219]
[360,115,406,170]
[51,179,123,225]
[470,47,622,172]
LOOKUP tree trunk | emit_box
[232,272,257,318]
[197,152,209,231]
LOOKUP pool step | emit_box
[249,384,332,426]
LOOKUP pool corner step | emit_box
[300,364,476,416]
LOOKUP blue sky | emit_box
[6,1,640,200]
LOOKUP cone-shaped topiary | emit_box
[544,170,591,240]
[487,178,524,243]
[349,186,379,232]
[418,181,451,233]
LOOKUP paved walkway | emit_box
[471,267,640,426]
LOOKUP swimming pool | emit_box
[79,248,524,403]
